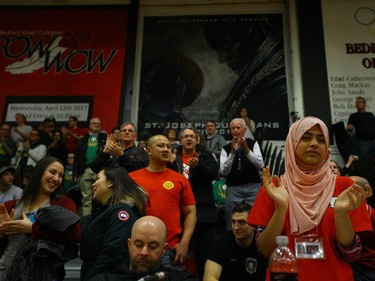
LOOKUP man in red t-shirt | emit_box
[129,134,196,270]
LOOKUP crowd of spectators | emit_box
[0,101,373,281]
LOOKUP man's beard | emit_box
[132,257,161,276]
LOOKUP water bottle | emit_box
[269,235,298,281]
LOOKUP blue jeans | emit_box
[160,248,185,271]
[225,182,261,231]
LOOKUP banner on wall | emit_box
[0,7,129,132]
[322,0,375,125]
[4,96,93,127]
[136,13,290,140]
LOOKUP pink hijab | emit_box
[281,116,336,235]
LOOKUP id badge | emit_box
[295,236,325,259]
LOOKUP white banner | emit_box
[5,102,89,122]
[322,0,375,125]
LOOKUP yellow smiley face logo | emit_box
[163,181,174,190]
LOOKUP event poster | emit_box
[137,13,289,140]
[322,0,375,125]
[0,7,129,132]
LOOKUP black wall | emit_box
[296,0,332,129]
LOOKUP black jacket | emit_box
[91,145,149,173]
[80,204,140,281]
[5,206,80,281]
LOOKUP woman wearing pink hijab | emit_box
[248,116,373,281]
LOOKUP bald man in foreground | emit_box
[89,216,198,281]
[126,216,198,281]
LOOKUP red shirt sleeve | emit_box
[247,186,275,227]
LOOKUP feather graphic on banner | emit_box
[5,35,67,74]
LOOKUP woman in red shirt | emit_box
[248,116,373,281]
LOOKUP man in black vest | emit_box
[220,118,263,230]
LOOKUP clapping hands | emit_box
[0,205,33,235]
[0,204,14,235]
[231,137,249,154]
[103,134,126,156]
[187,153,199,168]
[262,167,289,210]
[334,182,372,212]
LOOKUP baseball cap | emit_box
[0,166,16,176]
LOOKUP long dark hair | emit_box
[102,166,149,215]
[20,156,65,207]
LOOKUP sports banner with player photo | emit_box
[134,8,290,141]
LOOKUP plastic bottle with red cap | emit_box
[269,235,298,281]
